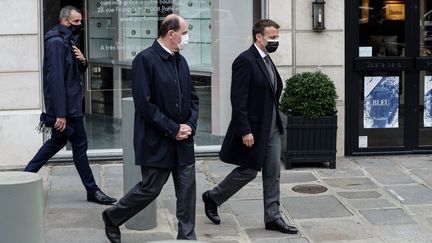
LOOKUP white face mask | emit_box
[177,33,189,50]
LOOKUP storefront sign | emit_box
[424,76,432,127]
[364,76,399,128]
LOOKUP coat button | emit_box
[176,104,179,107]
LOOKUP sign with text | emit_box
[363,76,399,128]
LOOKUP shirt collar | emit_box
[157,39,174,56]
[254,43,267,58]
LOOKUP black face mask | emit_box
[265,40,279,53]
[69,24,82,35]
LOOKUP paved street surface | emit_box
[6,155,432,243]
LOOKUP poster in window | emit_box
[424,76,432,127]
[364,76,399,128]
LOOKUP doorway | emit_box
[345,0,432,155]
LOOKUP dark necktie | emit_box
[264,55,276,91]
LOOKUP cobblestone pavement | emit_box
[21,155,432,242]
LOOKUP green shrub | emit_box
[280,71,338,118]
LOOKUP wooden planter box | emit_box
[284,114,337,169]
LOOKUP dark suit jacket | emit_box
[132,40,199,168]
[219,45,283,171]
[43,24,87,118]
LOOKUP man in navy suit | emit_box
[24,6,116,205]
[102,14,199,242]
[202,19,298,234]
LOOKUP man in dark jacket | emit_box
[202,19,298,234]
[102,14,199,242]
[24,6,116,205]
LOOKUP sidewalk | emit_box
[30,155,432,242]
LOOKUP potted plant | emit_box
[279,71,338,169]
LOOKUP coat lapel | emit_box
[249,46,277,96]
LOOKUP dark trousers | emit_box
[106,164,196,240]
[209,130,282,223]
[24,116,99,193]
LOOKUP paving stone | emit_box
[105,177,123,189]
[346,199,395,210]
[337,191,382,199]
[245,227,301,240]
[373,225,432,243]
[51,164,100,178]
[103,164,123,178]
[122,232,174,243]
[45,208,105,229]
[50,175,99,191]
[252,238,310,243]
[281,195,353,219]
[299,219,376,242]
[365,167,416,185]
[45,229,106,243]
[324,177,378,190]
[280,172,318,184]
[48,190,104,209]
[359,208,416,225]
[385,184,432,204]
[407,205,432,216]
[411,169,432,187]
[315,168,365,178]
[319,240,384,243]
[354,158,396,167]
[195,215,240,238]
[395,157,432,169]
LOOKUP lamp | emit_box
[312,0,326,31]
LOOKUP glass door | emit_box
[345,0,432,154]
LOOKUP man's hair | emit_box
[158,15,180,37]
[59,5,81,20]
[252,19,280,42]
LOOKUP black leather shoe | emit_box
[87,190,117,205]
[202,190,220,224]
[265,218,298,234]
[102,210,121,243]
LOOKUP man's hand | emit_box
[175,124,192,140]
[242,133,254,148]
[72,46,86,63]
[54,117,66,132]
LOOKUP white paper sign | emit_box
[424,76,432,127]
[359,46,373,57]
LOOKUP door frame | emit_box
[344,0,432,155]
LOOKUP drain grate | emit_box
[292,184,328,194]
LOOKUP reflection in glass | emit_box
[420,0,432,56]
[359,0,406,57]
[419,71,432,146]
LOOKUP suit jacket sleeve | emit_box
[45,39,67,117]
[186,76,199,135]
[231,54,253,136]
[132,54,180,139]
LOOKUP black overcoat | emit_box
[132,41,199,168]
[219,45,283,171]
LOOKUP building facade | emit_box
[10,0,431,166]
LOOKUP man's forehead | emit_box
[70,10,82,19]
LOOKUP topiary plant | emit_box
[280,71,338,119]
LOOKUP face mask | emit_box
[69,24,82,35]
[67,19,82,35]
[265,39,279,53]
[177,33,189,50]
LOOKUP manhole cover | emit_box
[292,184,328,194]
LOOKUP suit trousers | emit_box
[106,164,196,240]
[209,129,282,223]
[24,116,99,193]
